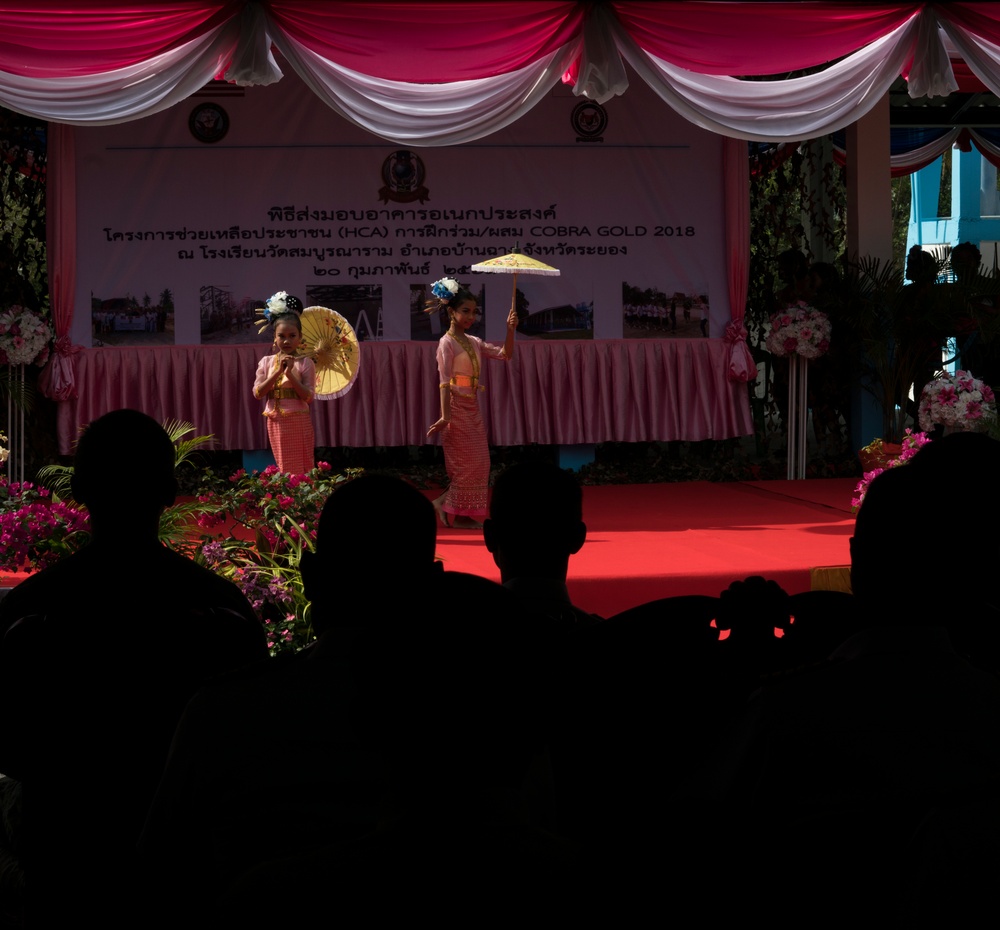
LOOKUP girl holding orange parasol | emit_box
[253,292,316,474]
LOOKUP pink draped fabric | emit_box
[723,136,755,383]
[12,2,993,82]
[939,3,1000,43]
[267,0,585,81]
[612,1,921,74]
[37,123,78,401]
[58,341,752,454]
[0,1,240,77]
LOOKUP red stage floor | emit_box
[0,479,858,621]
[433,478,858,618]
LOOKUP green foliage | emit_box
[0,110,47,311]
[839,252,1000,440]
[746,145,847,451]
[36,418,215,507]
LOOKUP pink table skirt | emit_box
[58,339,753,453]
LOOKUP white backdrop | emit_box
[73,66,726,347]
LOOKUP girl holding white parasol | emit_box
[426,277,517,528]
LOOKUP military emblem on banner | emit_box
[571,100,607,143]
[378,150,430,204]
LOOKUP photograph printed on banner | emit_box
[306,285,383,342]
[91,289,176,347]
[198,284,262,345]
[622,281,710,339]
[515,285,593,340]
[198,284,384,346]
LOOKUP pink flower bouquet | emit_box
[765,302,831,359]
[918,370,996,432]
[851,429,932,511]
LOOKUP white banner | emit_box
[74,68,726,349]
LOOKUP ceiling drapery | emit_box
[2,2,1000,142]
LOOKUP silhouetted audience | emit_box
[139,473,581,922]
[716,433,1000,920]
[10,414,998,923]
[483,462,599,627]
[139,474,441,917]
[218,570,581,924]
[0,408,266,928]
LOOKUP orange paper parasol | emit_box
[298,306,360,400]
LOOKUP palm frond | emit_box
[160,418,217,470]
[35,463,77,504]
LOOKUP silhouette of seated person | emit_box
[217,571,582,925]
[715,442,1000,918]
[0,408,266,927]
[774,247,812,308]
[483,462,598,627]
[950,241,1000,389]
[140,473,443,915]
[889,431,1000,672]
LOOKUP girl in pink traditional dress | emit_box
[426,277,518,528]
[253,292,316,474]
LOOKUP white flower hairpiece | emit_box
[431,277,460,301]
[264,291,288,320]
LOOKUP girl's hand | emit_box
[507,307,518,329]
[427,418,450,436]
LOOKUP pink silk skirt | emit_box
[267,410,315,475]
[441,393,490,517]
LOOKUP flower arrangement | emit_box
[765,301,831,359]
[0,477,91,572]
[0,305,53,366]
[851,428,932,511]
[430,277,460,301]
[918,369,996,433]
[194,462,359,654]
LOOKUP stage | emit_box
[0,478,857,620]
[433,478,857,618]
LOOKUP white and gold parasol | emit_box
[471,246,560,305]
[298,306,360,400]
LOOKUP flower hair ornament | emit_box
[425,277,464,314]
[257,291,304,332]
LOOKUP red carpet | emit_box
[1,479,859,621]
[433,478,857,618]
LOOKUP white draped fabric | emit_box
[608,15,922,143]
[3,3,1000,143]
[269,28,584,147]
[0,17,245,126]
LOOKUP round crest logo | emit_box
[188,103,229,144]
[571,101,607,142]
[379,150,430,204]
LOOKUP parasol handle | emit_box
[510,271,518,310]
